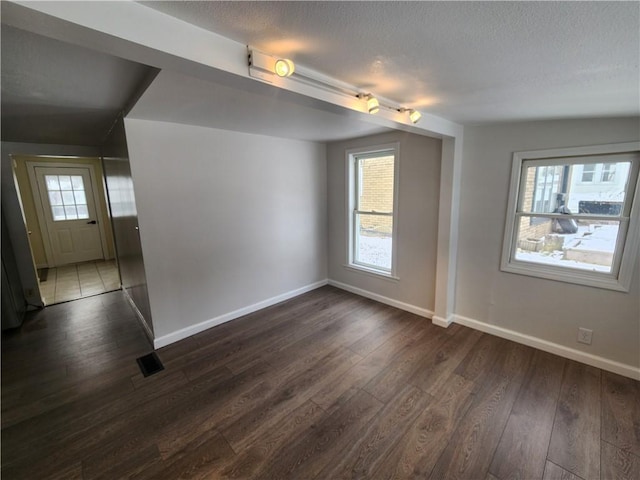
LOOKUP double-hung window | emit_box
[346,144,399,278]
[501,142,640,291]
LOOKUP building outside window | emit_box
[346,144,399,277]
[501,143,639,291]
[601,163,616,182]
[581,163,596,182]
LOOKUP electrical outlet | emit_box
[578,327,593,345]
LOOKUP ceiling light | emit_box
[365,95,379,114]
[399,108,422,124]
[251,49,421,125]
[409,109,422,124]
[274,58,295,77]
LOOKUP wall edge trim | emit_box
[153,279,329,349]
[327,279,433,318]
[122,287,154,345]
[453,314,640,380]
[432,315,454,328]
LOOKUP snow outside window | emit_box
[501,143,640,292]
[346,144,399,278]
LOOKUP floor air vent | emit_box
[136,352,164,377]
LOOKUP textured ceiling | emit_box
[1,24,153,145]
[3,1,637,147]
[141,1,640,124]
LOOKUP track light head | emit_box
[399,108,422,124]
[361,94,379,114]
[274,58,295,77]
[409,109,422,124]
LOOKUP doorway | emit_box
[13,155,121,305]
[29,164,107,265]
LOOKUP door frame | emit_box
[26,160,109,268]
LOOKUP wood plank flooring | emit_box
[2,286,639,479]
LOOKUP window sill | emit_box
[343,264,400,282]
[500,261,629,292]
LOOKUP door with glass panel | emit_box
[33,166,104,266]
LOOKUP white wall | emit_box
[457,117,640,370]
[327,131,442,314]
[124,119,327,343]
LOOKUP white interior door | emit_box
[33,166,105,266]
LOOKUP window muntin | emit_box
[347,145,399,276]
[45,174,90,221]
[502,145,639,291]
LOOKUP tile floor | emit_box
[38,260,120,305]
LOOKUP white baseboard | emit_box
[453,314,640,381]
[153,280,329,349]
[327,279,433,319]
[122,287,154,346]
[432,315,454,328]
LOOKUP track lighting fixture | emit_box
[409,109,422,124]
[358,94,380,114]
[399,108,422,124]
[274,58,295,77]
[367,95,380,114]
[249,49,425,125]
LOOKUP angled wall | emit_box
[102,117,153,337]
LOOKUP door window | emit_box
[45,175,90,221]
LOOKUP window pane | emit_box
[357,155,394,212]
[71,175,84,190]
[58,176,72,190]
[64,206,78,219]
[73,190,86,205]
[52,206,66,221]
[45,175,60,190]
[514,215,619,273]
[355,213,392,270]
[48,191,63,206]
[76,205,89,219]
[62,191,75,205]
[521,162,630,216]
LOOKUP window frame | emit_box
[500,142,640,292]
[345,143,400,279]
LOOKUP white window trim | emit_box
[500,142,640,292]
[345,142,400,279]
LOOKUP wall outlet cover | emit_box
[578,327,593,345]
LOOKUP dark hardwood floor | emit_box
[2,286,639,479]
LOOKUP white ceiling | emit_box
[141,0,640,124]
[2,1,637,147]
[1,24,153,145]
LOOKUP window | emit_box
[581,164,596,182]
[45,174,90,221]
[346,144,399,277]
[501,143,640,291]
